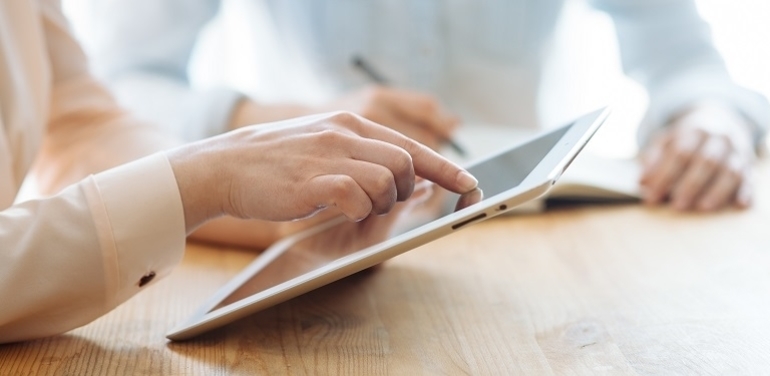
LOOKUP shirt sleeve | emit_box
[0,0,189,344]
[80,0,244,141]
[0,154,186,344]
[590,0,770,148]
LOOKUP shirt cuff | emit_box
[84,153,187,308]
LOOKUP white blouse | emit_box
[82,0,768,146]
[0,1,186,343]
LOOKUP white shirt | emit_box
[0,0,186,343]
[82,0,768,145]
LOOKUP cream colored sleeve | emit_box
[0,154,186,344]
[35,0,182,192]
[0,1,188,343]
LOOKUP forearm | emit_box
[188,205,346,250]
[189,217,283,250]
[33,78,178,195]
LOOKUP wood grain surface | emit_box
[2,163,769,375]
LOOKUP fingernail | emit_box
[457,171,479,192]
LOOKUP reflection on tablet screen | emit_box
[209,125,571,313]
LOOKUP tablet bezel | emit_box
[167,107,610,341]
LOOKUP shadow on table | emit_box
[0,334,153,374]
[176,267,378,335]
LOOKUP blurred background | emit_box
[64,0,769,158]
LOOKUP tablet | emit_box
[167,107,610,341]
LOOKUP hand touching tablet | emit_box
[167,111,479,233]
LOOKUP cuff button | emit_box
[138,271,156,287]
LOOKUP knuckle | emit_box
[315,128,347,144]
[330,111,362,127]
[346,196,372,221]
[391,149,414,176]
[330,175,358,198]
[373,170,395,194]
[675,123,703,138]
[724,156,746,177]
[416,96,438,113]
[674,178,694,194]
[723,166,742,181]
[670,146,694,164]
[371,173,397,214]
[390,150,415,200]
[307,121,333,134]
[356,169,396,214]
[697,154,719,170]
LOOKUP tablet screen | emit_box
[209,125,572,312]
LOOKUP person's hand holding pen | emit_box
[229,57,465,154]
[345,56,466,155]
[315,84,462,152]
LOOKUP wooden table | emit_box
[3,164,770,375]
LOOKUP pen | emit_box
[351,56,467,156]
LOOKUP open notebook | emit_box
[445,123,641,212]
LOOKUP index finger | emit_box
[334,112,478,194]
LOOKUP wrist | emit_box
[671,101,756,154]
[166,141,228,233]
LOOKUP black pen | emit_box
[351,56,467,156]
